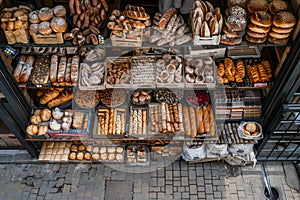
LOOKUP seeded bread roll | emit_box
[247,0,268,13]
[246,29,268,38]
[220,34,242,45]
[268,0,288,15]
[38,7,53,21]
[225,15,247,31]
[250,11,272,27]
[248,23,270,33]
[273,11,296,28]
[271,25,293,34]
[245,34,267,43]
[269,31,290,39]
[268,36,289,44]
[38,22,52,35]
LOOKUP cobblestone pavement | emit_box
[0,160,299,200]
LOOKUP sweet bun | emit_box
[40,108,51,122]
[29,10,40,24]
[250,11,272,27]
[225,15,247,31]
[223,27,240,38]
[220,34,242,45]
[50,17,67,33]
[227,0,247,8]
[30,115,41,125]
[100,153,108,160]
[273,11,296,28]
[248,23,270,33]
[246,29,268,38]
[26,124,38,135]
[271,25,293,34]
[108,154,115,161]
[76,152,84,160]
[245,122,256,132]
[38,7,53,21]
[38,125,48,135]
[69,152,76,160]
[38,22,52,34]
[268,0,288,15]
[269,31,290,39]
[247,0,268,13]
[268,36,289,45]
[245,34,267,43]
[53,5,66,17]
[227,6,247,17]
[92,154,100,160]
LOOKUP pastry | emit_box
[78,144,85,151]
[273,11,296,28]
[108,154,115,161]
[38,125,48,135]
[93,147,100,154]
[245,34,267,43]
[100,153,108,160]
[247,0,268,13]
[268,36,289,45]
[100,147,107,154]
[29,10,40,24]
[268,0,288,15]
[76,152,84,160]
[271,25,293,34]
[69,152,76,160]
[250,11,272,28]
[49,120,61,131]
[38,21,52,35]
[84,153,91,160]
[225,15,247,31]
[92,154,100,160]
[30,115,41,125]
[116,154,123,161]
[248,23,270,33]
[40,108,51,122]
[26,124,38,135]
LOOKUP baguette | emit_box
[47,90,73,107]
[65,58,72,85]
[71,55,80,85]
[203,105,210,133]
[50,55,58,83]
[39,89,61,105]
[197,106,205,134]
[20,56,35,83]
[158,8,177,29]
[189,106,197,138]
[210,106,215,136]
[57,56,67,83]
[183,106,191,136]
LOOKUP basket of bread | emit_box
[107,5,151,47]
[238,121,263,140]
[1,5,31,44]
[28,5,67,44]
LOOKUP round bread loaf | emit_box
[38,7,53,21]
[53,5,66,17]
[250,11,272,27]
[273,11,296,28]
[29,10,40,24]
[247,0,268,13]
[271,25,293,34]
[246,29,268,38]
[268,0,288,15]
[268,36,289,44]
[38,21,52,34]
[50,17,67,33]
[269,31,290,39]
[245,34,267,43]
[223,27,241,38]
[248,23,270,33]
[225,15,247,31]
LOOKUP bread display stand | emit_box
[193,35,221,45]
[227,46,261,59]
[110,31,143,47]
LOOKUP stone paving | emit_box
[0,159,300,200]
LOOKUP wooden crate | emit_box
[4,28,29,44]
[31,32,64,44]
[111,32,143,47]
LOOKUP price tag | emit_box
[2,45,19,59]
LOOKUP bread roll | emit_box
[247,0,268,13]
[38,7,53,21]
[29,10,40,24]
[248,23,270,33]
[250,11,272,27]
[50,17,67,33]
[225,15,247,31]
[245,34,267,43]
[268,36,289,45]
[57,56,67,83]
[38,22,52,35]
[203,106,210,133]
[26,125,38,135]
[269,31,290,39]
[13,55,27,83]
[47,90,73,107]
[220,34,242,45]
[268,0,288,15]
[271,25,293,34]
[273,11,296,28]
[246,29,267,38]
[158,7,177,29]
[76,152,84,160]
[40,108,51,122]
[53,5,66,17]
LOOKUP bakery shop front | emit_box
[0,0,299,168]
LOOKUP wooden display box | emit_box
[110,31,143,47]
[31,32,64,44]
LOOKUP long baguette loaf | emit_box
[20,56,35,83]
[197,106,205,134]
[71,55,80,85]
[50,55,58,83]
[203,105,210,133]
[183,106,191,136]
[65,58,72,86]
[189,106,197,138]
[157,7,177,29]
[39,89,61,105]
[47,90,73,107]
[57,56,67,83]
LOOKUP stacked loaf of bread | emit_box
[65,0,108,45]
[221,5,247,45]
[150,8,191,46]
[37,88,73,108]
[97,108,126,135]
[246,60,272,83]
[13,55,35,83]
[29,6,67,37]
[191,1,223,38]
[50,55,79,86]
[1,6,31,44]
[107,5,151,40]
[268,0,296,44]
[183,104,215,138]
[246,0,296,44]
